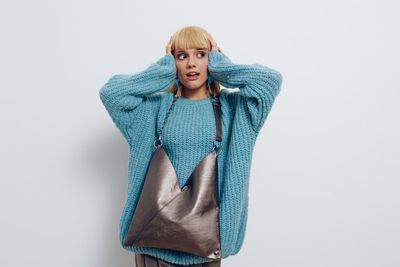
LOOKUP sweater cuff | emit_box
[208,50,229,63]
[156,53,175,67]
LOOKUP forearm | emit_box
[208,50,282,95]
[99,53,176,139]
[99,53,176,101]
[208,50,283,133]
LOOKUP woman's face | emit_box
[173,48,209,94]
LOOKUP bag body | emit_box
[123,95,223,260]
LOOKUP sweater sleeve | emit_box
[99,53,176,140]
[208,50,283,134]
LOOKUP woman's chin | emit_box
[181,81,207,90]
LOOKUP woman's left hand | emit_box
[207,33,222,52]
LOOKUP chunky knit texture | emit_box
[99,50,283,265]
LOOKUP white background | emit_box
[1,0,399,266]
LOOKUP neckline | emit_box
[175,95,212,106]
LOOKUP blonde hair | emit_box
[167,26,221,97]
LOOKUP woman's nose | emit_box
[187,56,196,67]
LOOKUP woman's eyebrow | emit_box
[176,48,207,53]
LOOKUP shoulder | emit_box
[138,91,171,112]
[127,91,168,130]
[125,92,171,146]
[219,88,240,106]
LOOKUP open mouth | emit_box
[186,72,200,77]
[186,72,200,80]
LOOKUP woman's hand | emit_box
[207,33,222,52]
[166,33,177,56]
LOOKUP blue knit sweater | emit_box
[99,50,283,265]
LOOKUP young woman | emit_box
[99,26,283,267]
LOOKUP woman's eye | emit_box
[177,52,205,60]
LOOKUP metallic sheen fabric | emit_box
[124,96,222,260]
[134,253,222,267]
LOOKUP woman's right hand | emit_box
[166,33,176,55]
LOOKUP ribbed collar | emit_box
[176,95,213,106]
[164,92,214,107]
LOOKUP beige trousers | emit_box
[134,253,222,267]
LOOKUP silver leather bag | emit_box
[123,95,222,260]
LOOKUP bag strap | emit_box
[154,94,222,154]
[210,96,222,153]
